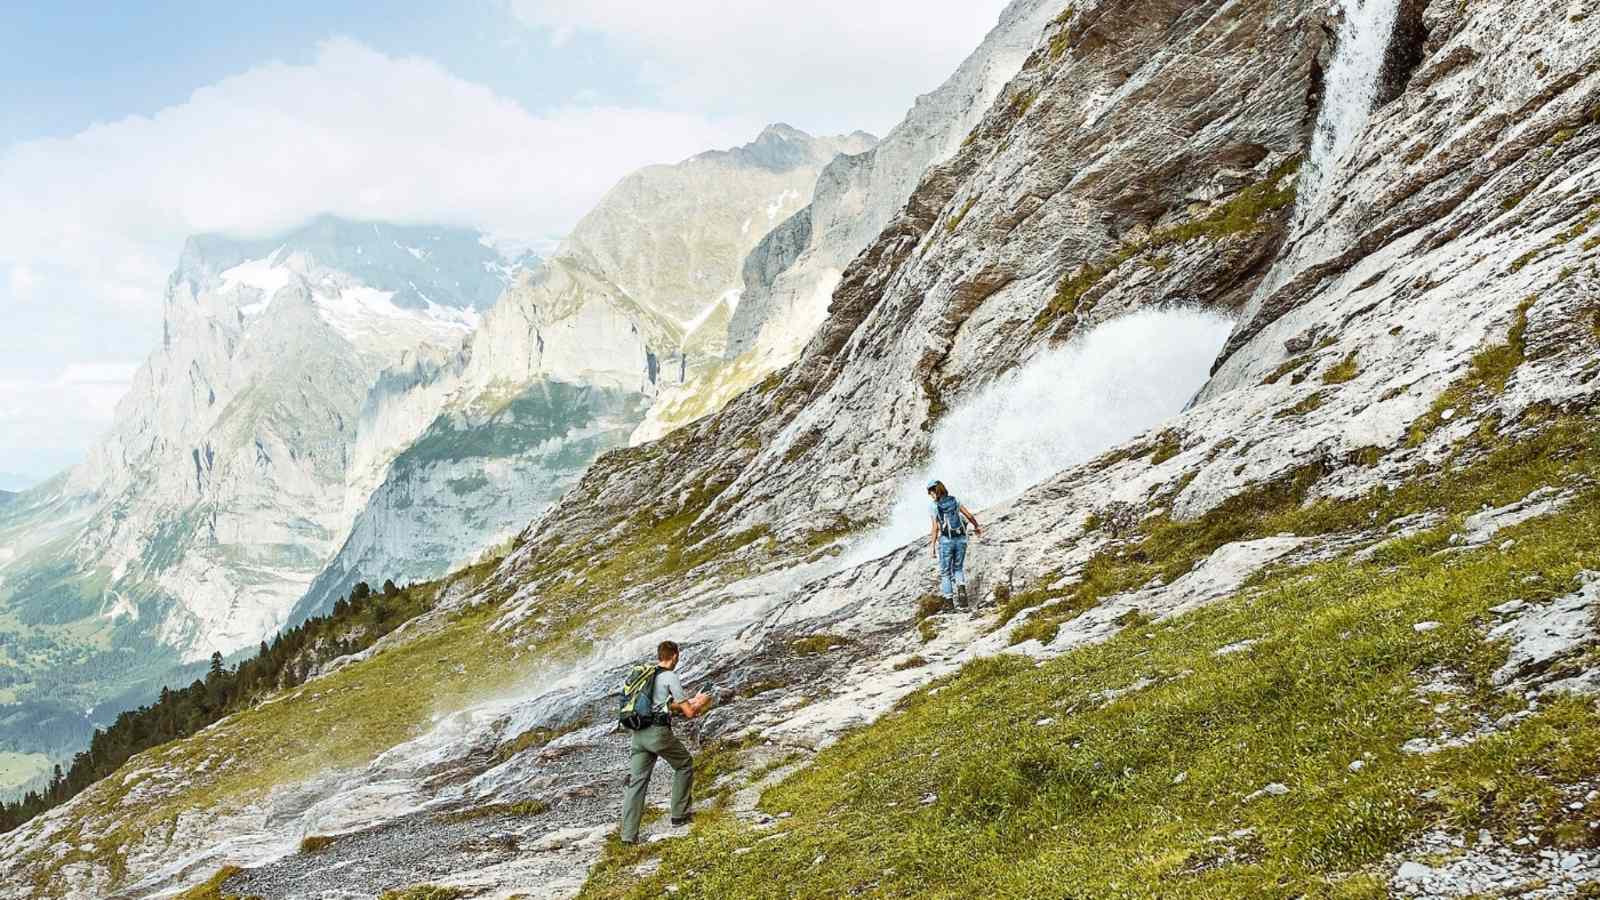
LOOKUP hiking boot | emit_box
[670,814,694,827]
[956,584,969,609]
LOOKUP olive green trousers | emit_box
[619,725,693,842]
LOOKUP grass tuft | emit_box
[791,635,851,657]
[1262,356,1311,386]
[437,799,550,823]
[176,866,248,900]
[379,888,466,900]
[1149,431,1183,465]
[1322,352,1361,385]
[946,195,979,233]
[1275,392,1327,419]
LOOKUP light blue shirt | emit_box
[651,668,687,712]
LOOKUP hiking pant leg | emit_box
[656,729,695,819]
[619,732,658,842]
[951,536,968,588]
[938,536,956,597]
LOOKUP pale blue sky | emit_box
[0,0,1012,482]
[1,2,637,146]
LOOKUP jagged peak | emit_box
[690,123,878,173]
[175,215,526,312]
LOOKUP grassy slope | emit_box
[578,416,1600,899]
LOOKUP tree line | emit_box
[0,579,431,834]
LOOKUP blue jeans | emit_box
[938,535,968,598]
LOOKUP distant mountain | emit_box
[293,124,876,620]
[0,474,35,493]
[0,217,531,771]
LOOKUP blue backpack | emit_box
[935,495,966,537]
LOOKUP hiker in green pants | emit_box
[618,640,709,845]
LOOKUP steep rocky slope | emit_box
[4,0,1600,897]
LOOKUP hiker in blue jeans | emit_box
[927,480,983,609]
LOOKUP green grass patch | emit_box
[791,635,851,657]
[379,887,465,900]
[1275,392,1327,419]
[1004,415,1600,649]
[1150,431,1183,465]
[946,195,980,233]
[1322,352,1361,385]
[578,417,1600,899]
[176,866,250,900]
[1008,88,1038,121]
[436,799,550,823]
[1048,9,1075,60]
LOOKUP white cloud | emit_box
[0,38,761,310]
[0,39,763,475]
[7,265,37,299]
[506,0,1014,136]
[0,362,138,478]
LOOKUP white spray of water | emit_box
[1263,0,1402,293]
[844,308,1235,563]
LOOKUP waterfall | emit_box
[843,307,1235,563]
[1262,0,1403,293]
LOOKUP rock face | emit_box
[724,0,1066,371]
[7,0,1600,897]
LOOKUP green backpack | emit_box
[618,663,663,731]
